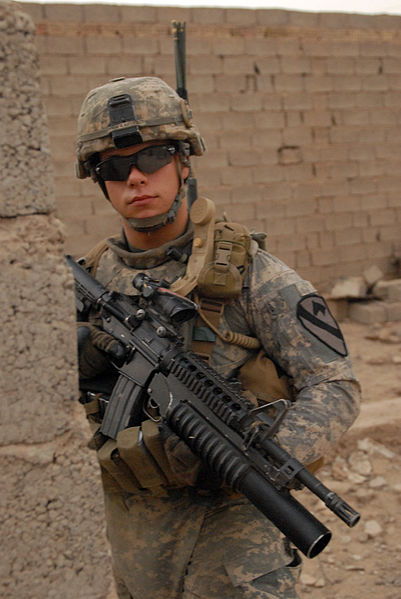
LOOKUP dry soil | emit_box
[296,319,401,599]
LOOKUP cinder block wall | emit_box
[21,3,401,290]
[1,1,111,596]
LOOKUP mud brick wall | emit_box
[20,2,401,290]
[0,1,112,597]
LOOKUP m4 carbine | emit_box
[66,255,360,559]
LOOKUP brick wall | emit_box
[21,2,401,291]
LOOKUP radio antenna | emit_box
[172,20,188,100]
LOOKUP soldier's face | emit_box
[99,141,189,222]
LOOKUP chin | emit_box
[130,210,160,220]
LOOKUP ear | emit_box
[182,165,190,181]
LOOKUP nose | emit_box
[127,165,148,185]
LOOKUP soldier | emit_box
[75,76,360,599]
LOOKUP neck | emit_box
[122,203,189,250]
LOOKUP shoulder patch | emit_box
[296,294,348,357]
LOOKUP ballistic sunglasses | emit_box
[95,144,177,181]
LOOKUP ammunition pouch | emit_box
[97,420,187,495]
[98,439,142,494]
[82,391,198,493]
[197,221,252,299]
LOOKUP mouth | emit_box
[128,195,156,206]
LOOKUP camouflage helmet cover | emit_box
[76,76,205,179]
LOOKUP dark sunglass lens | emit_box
[97,156,131,181]
[111,156,133,180]
[136,146,174,174]
[96,146,176,180]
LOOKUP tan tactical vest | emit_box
[83,196,292,404]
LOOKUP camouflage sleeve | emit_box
[239,249,361,464]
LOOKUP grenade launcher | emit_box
[66,255,360,559]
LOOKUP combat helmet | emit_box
[75,76,205,231]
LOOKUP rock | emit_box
[331,456,350,480]
[301,573,318,586]
[357,438,395,459]
[373,279,401,301]
[348,450,372,476]
[354,487,376,504]
[329,276,368,299]
[363,264,384,287]
[300,573,326,588]
[366,357,386,365]
[348,300,388,324]
[369,476,387,489]
[369,325,401,343]
[365,330,380,340]
[347,471,366,484]
[364,519,383,538]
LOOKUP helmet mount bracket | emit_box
[107,94,143,148]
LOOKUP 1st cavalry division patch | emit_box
[296,294,348,357]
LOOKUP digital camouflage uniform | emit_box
[82,228,360,599]
[75,75,360,599]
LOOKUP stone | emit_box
[364,520,383,538]
[373,279,401,301]
[363,264,384,287]
[348,300,388,324]
[357,438,395,459]
[347,471,366,484]
[369,476,387,489]
[386,301,401,321]
[301,573,318,586]
[329,276,368,299]
[348,450,372,476]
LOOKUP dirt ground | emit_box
[296,319,401,599]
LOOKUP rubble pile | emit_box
[296,435,401,598]
[327,265,401,324]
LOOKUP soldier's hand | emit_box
[159,423,201,487]
[77,322,127,379]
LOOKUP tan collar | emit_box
[106,224,194,269]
